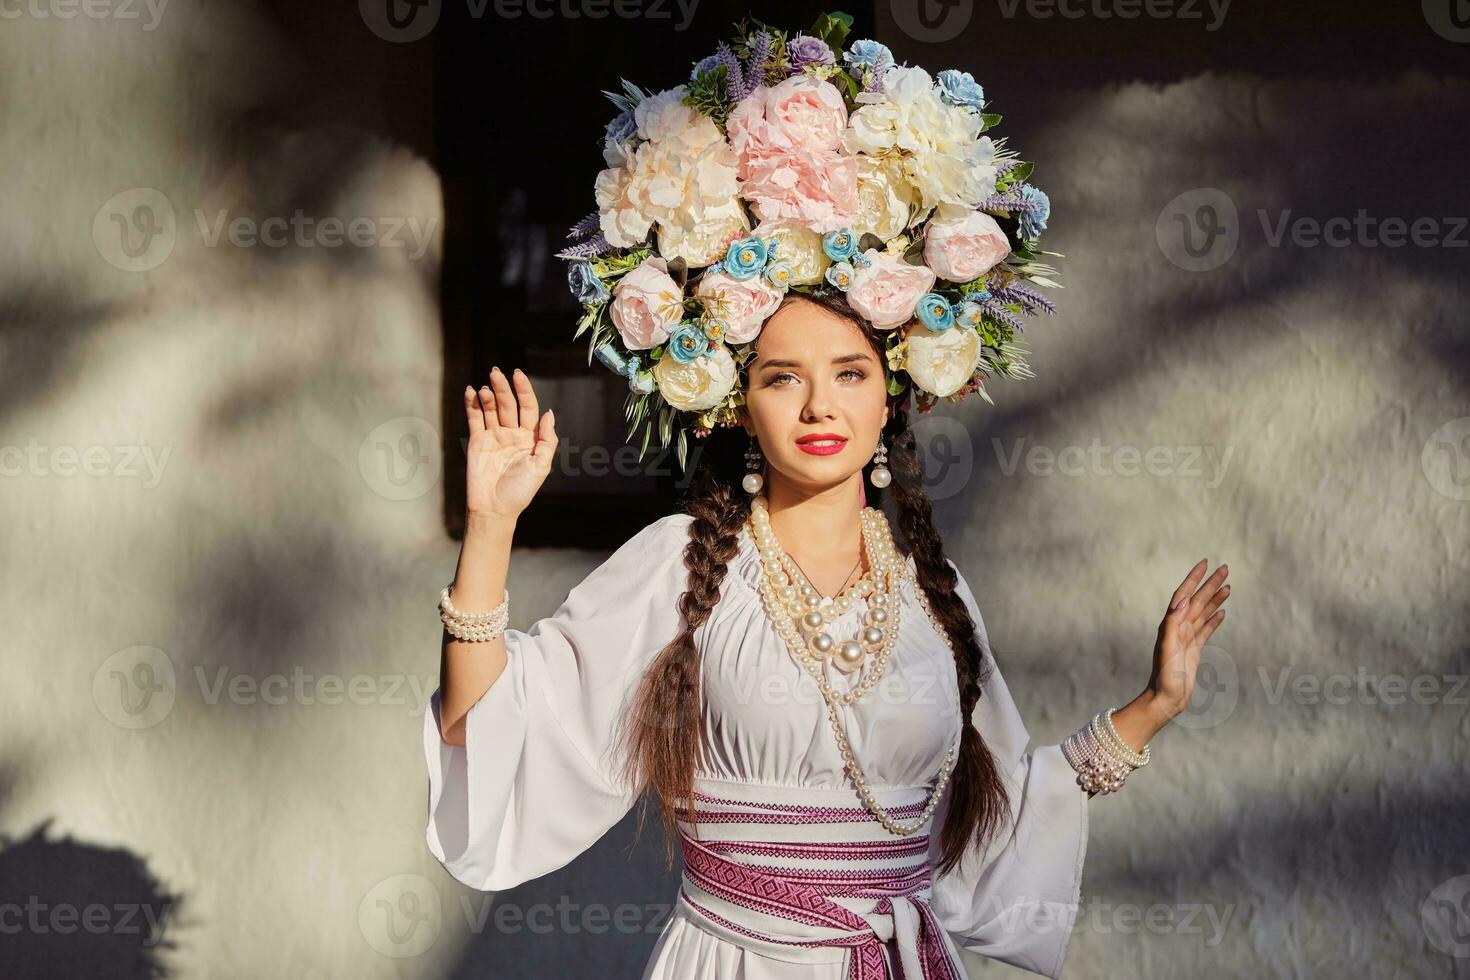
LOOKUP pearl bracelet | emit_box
[1061,709,1152,796]
[439,585,510,642]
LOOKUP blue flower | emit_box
[936,69,985,112]
[567,260,610,306]
[822,229,858,262]
[722,236,768,280]
[954,301,983,330]
[667,322,711,364]
[764,262,795,289]
[690,54,721,81]
[1018,185,1051,240]
[844,39,894,72]
[915,293,956,332]
[825,261,856,291]
[604,108,637,146]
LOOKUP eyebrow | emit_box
[756,352,874,370]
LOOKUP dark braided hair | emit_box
[614,290,1013,876]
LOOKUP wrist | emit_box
[465,510,518,540]
[1133,688,1177,732]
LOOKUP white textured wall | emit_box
[1,5,1466,979]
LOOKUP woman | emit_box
[423,288,1231,979]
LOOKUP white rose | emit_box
[752,219,830,285]
[659,201,750,267]
[852,155,918,243]
[904,321,982,396]
[654,344,738,411]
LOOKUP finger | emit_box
[1195,582,1230,625]
[1187,563,1229,617]
[1193,608,1226,647]
[475,385,495,429]
[488,366,519,429]
[1169,559,1207,612]
[512,368,539,430]
[463,386,485,433]
[530,409,558,467]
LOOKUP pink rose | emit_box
[728,79,858,233]
[610,257,684,350]
[694,270,784,344]
[845,249,937,330]
[923,208,1012,282]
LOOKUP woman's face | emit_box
[742,297,890,493]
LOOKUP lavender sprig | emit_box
[567,211,600,239]
[715,42,747,105]
[988,279,1057,316]
[555,234,613,259]
[979,297,1028,334]
[744,29,771,89]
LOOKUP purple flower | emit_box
[788,34,835,73]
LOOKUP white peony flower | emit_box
[752,219,831,285]
[654,343,739,411]
[845,66,999,216]
[595,85,743,259]
[852,154,919,243]
[904,320,983,396]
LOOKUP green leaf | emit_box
[886,373,906,396]
[810,10,854,49]
[980,112,1003,131]
[1008,160,1034,184]
[676,429,689,472]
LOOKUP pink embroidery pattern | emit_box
[674,793,961,980]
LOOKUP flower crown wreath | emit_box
[557,10,1061,469]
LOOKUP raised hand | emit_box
[463,366,558,523]
[1149,559,1231,719]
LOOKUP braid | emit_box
[880,405,1014,876]
[615,431,749,868]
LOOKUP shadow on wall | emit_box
[435,806,683,979]
[0,819,186,979]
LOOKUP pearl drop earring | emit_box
[743,438,765,494]
[869,437,891,489]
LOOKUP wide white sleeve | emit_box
[421,512,694,892]
[927,559,1090,980]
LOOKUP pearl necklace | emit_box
[748,495,960,835]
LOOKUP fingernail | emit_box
[1172,593,1186,610]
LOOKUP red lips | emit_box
[795,433,848,456]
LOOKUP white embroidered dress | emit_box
[423,513,1089,979]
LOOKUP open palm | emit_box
[1150,559,1231,718]
[463,367,558,522]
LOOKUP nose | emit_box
[801,379,837,423]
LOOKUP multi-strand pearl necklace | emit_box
[748,495,960,835]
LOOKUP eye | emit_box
[838,368,867,382]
